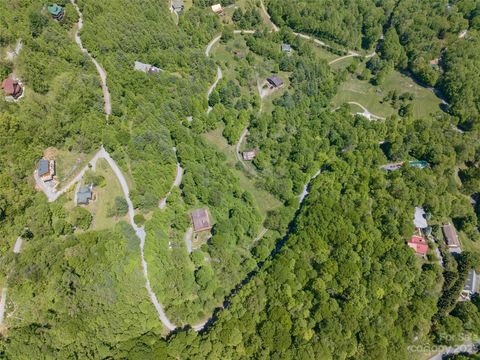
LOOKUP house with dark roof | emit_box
[191,208,212,232]
[442,223,460,249]
[407,235,429,256]
[460,270,478,301]
[281,43,292,53]
[2,77,23,99]
[172,0,184,13]
[76,185,93,205]
[47,4,65,21]
[37,159,55,181]
[266,75,284,88]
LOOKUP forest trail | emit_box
[259,0,279,32]
[0,288,7,326]
[347,101,385,120]
[70,0,112,116]
[35,147,177,331]
[205,35,221,57]
[207,66,223,114]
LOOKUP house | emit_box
[172,0,184,13]
[134,61,161,74]
[442,223,461,249]
[408,235,429,256]
[191,208,212,232]
[266,75,284,88]
[211,4,224,14]
[281,43,292,53]
[242,150,256,161]
[413,207,428,229]
[2,77,23,99]
[47,4,65,21]
[37,159,55,182]
[460,270,478,301]
[76,185,93,205]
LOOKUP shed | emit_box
[77,185,93,205]
[172,0,184,12]
[211,4,224,14]
[2,78,23,99]
[191,208,212,232]
[407,235,428,256]
[442,223,460,248]
[281,43,292,52]
[266,75,284,88]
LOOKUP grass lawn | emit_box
[332,62,443,119]
[202,127,281,216]
[64,159,127,231]
[43,147,93,188]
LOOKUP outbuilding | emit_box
[442,223,460,249]
[281,43,292,53]
[242,150,256,161]
[76,185,93,205]
[47,4,65,21]
[211,4,224,14]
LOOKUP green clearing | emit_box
[332,62,443,119]
[64,159,127,231]
[202,126,281,216]
[44,147,93,188]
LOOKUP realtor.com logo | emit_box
[407,334,480,354]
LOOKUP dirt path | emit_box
[347,101,385,120]
[207,66,223,114]
[205,35,221,57]
[259,0,279,32]
[70,0,112,116]
[159,148,183,209]
[0,288,7,326]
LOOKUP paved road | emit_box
[299,170,322,203]
[429,342,479,360]
[71,0,112,116]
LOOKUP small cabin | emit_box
[47,4,65,21]
[242,150,256,161]
[211,4,224,14]
[77,185,93,205]
[37,159,55,182]
[191,208,212,233]
[266,75,284,88]
[2,77,23,99]
[172,0,184,13]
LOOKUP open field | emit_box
[202,127,281,216]
[333,63,443,119]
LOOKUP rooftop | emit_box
[442,223,460,248]
[77,186,93,205]
[37,159,50,176]
[407,235,428,256]
[211,4,223,13]
[191,208,212,232]
[47,4,63,16]
[267,75,284,88]
[281,43,292,52]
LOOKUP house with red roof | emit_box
[408,235,429,256]
[2,77,23,99]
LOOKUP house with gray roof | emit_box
[281,43,292,53]
[266,75,284,88]
[460,270,478,301]
[37,159,55,181]
[134,61,162,74]
[76,185,93,205]
[172,0,184,12]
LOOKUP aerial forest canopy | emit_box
[1,0,480,359]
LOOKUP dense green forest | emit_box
[1,0,480,358]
